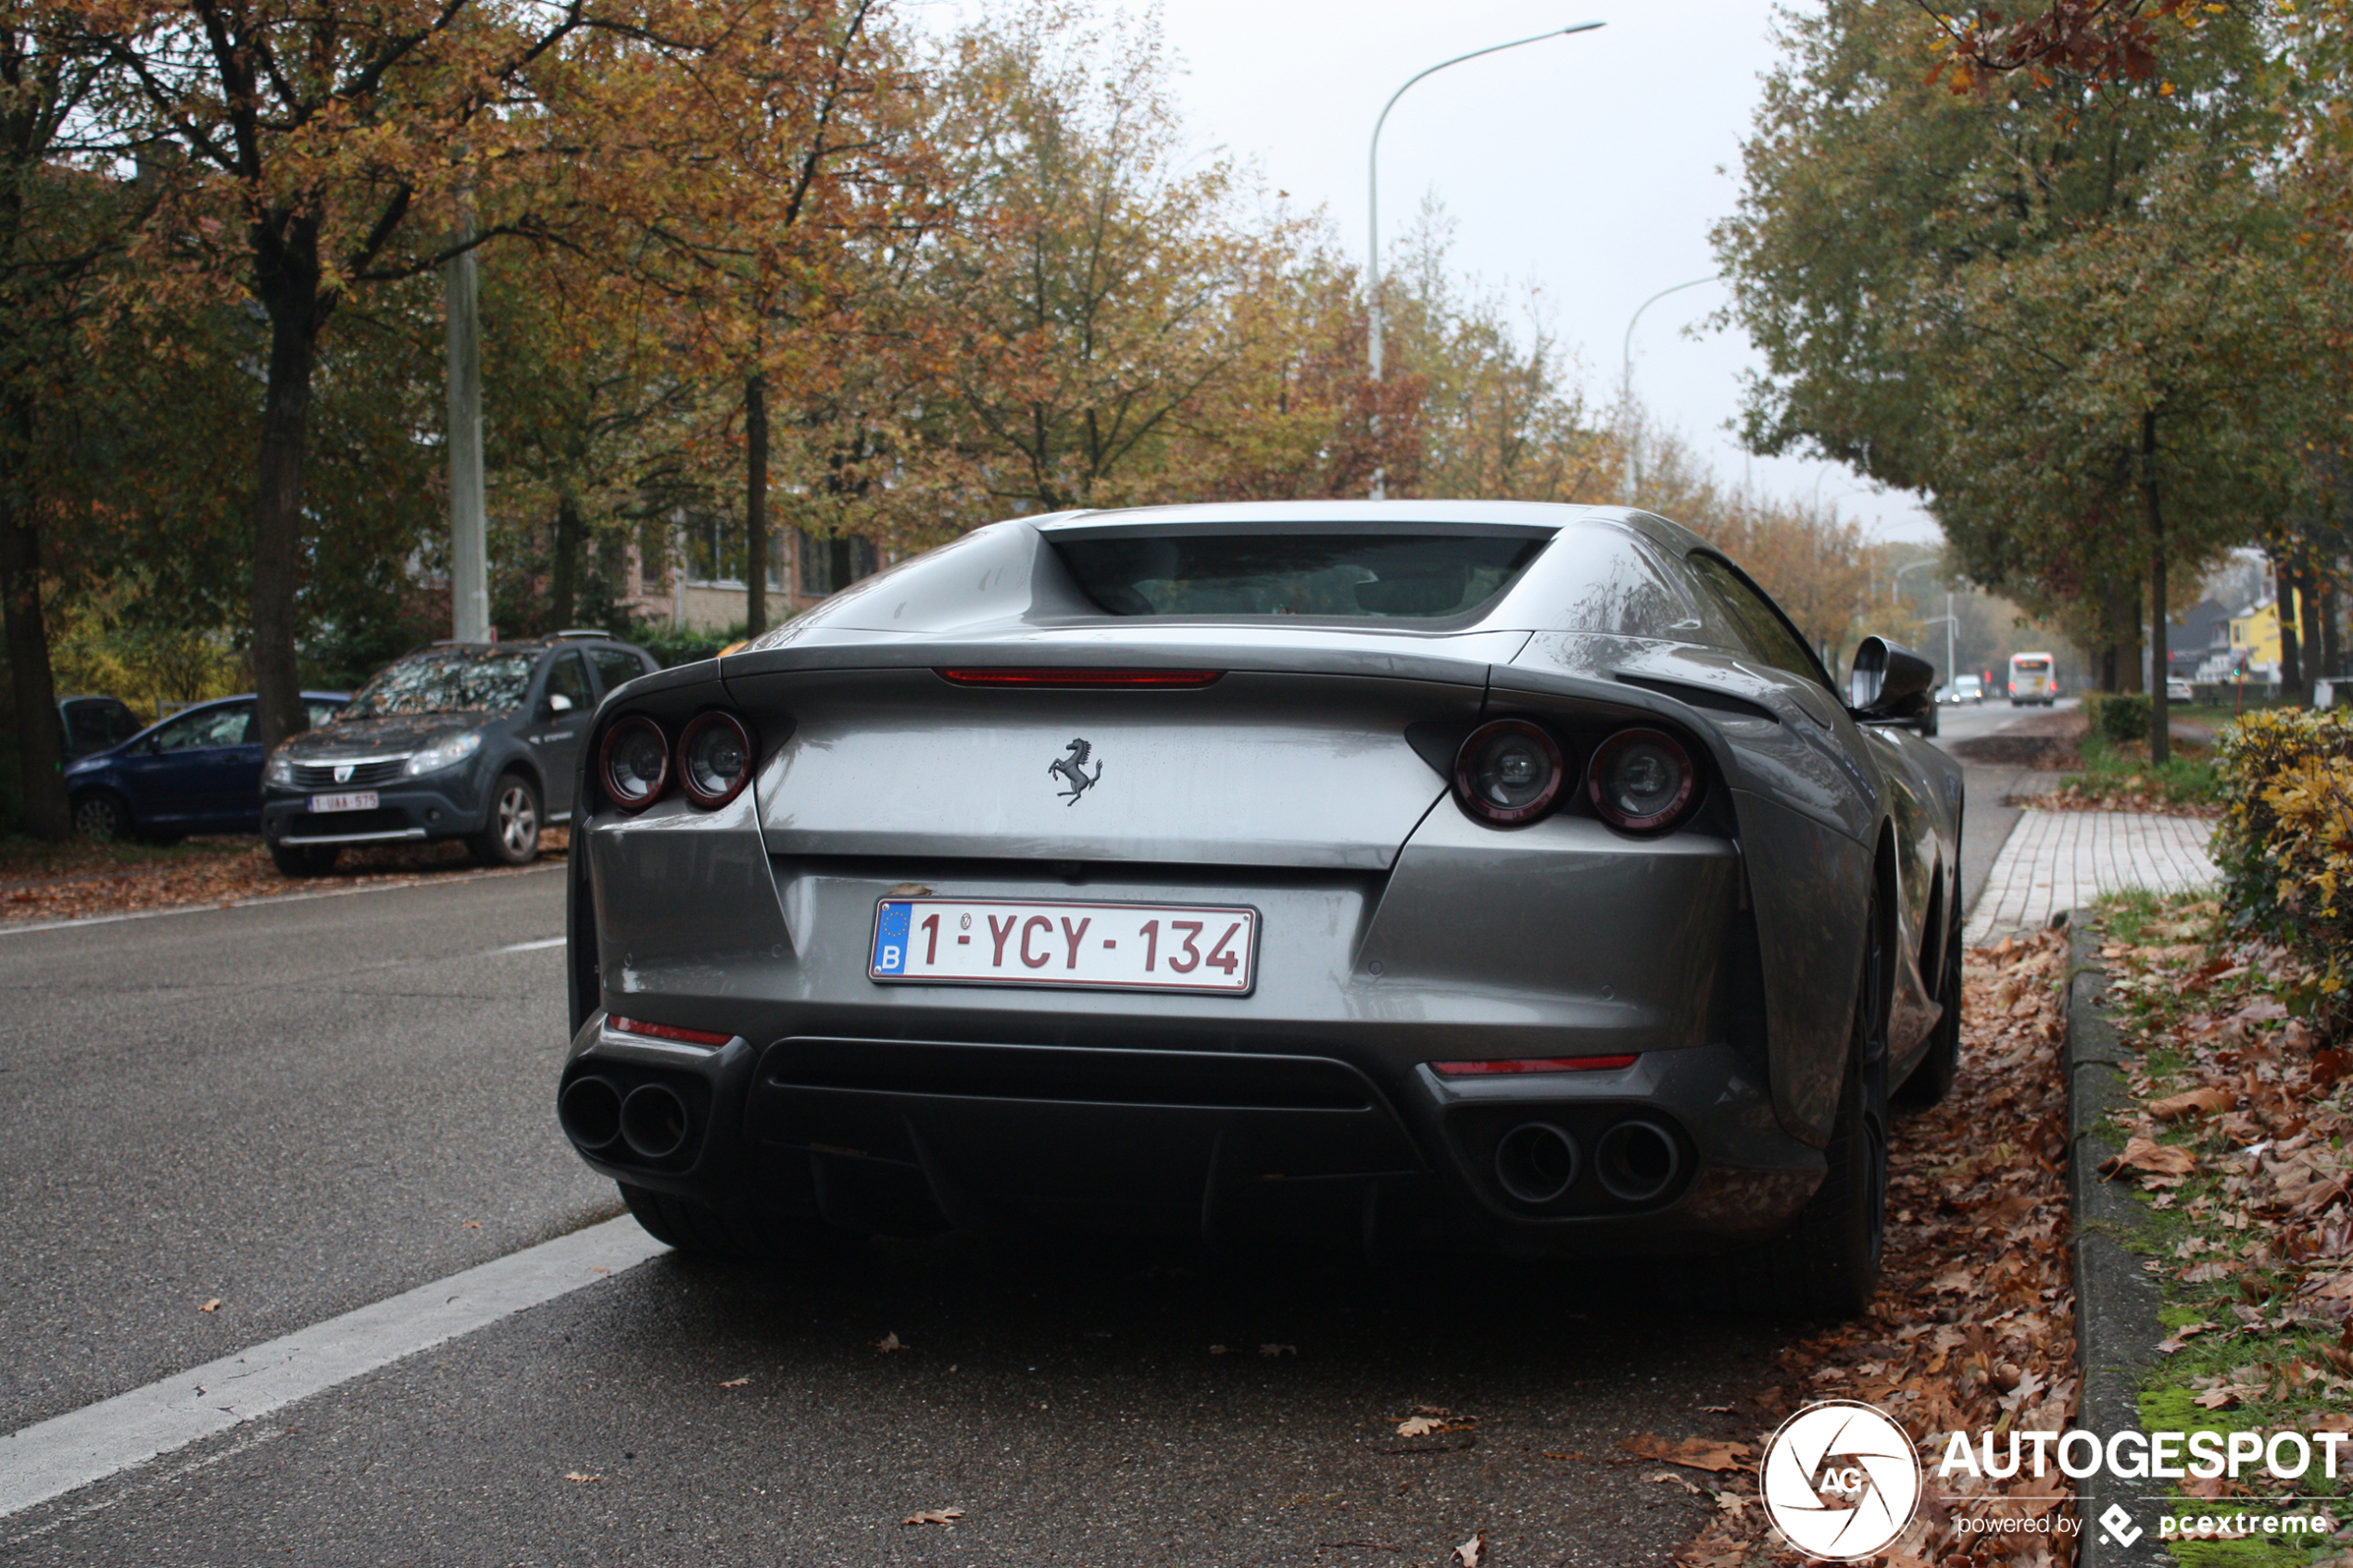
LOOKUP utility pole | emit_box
[446,203,490,643]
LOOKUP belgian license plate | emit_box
[307,791,378,813]
[870,898,1258,995]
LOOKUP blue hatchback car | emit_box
[67,692,348,843]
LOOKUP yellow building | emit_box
[2229,591,2307,673]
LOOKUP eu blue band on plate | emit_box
[872,900,912,974]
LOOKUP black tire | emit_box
[469,772,542,867]
[1718,915,1891,1320]
[1895,888,1965,1109]
[71,789,132,842]
[619,1182,867,1263]
[269,842,341,876]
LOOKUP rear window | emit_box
[1052,533,1544,620]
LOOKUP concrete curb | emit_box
[2066,914,2171,1566]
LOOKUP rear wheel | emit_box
[269,842,341,876]
[619,1183,867,1263]
[469,772,541,867]
[71,789,131,841]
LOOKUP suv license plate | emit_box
[870,897,1257,995]
[308,791,379,813]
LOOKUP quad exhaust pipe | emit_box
[560,1074,695,1164]
[1491,1117,1683,1208]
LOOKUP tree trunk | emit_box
[2296,560,2325,702]
[2102,576,2144,694]
[744,371,768,637]
[2322,583,2342,683]
[2277,558,2303,700]
[551,489,582,630]
[2144,414,2169,766]
[250,228,327,750]
[0,393,68,839]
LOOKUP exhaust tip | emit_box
[619,1082,692,1162]
[559,1076,623,1151]
[1595,1120,1681,1204]
[1493,1122,1579,1205]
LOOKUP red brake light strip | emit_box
[1430,1055,1639,1076]
[936,668,1224,688]
[607,1015,734,1047]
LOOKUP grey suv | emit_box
[261,633,659,876]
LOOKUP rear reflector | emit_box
[1430,1055,1638,1076]
[607,1015,734,1047]
[935,668,1224,688]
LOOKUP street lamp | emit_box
[1922,595,1958,693]
[1891,556,1939,605]
[1619,273,1719,502]
[1366,21,1606,500]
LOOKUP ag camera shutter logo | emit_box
[1759,1399,1922,1560]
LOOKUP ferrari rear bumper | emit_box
[558,1017,1824,1257]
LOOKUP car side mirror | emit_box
[546,693,574,715]
[1847,635,1937,722]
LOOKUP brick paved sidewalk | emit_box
[1963,808,2219,944]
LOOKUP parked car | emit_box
[558,502,1965,1320]
[1938,675,1984,706]
[67,693,349,842]
[57,695,144,759]
[260,633,658,877]
[2165,676,2194,704]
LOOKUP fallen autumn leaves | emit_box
[1676,930,2081,1568]
[0,831,567,925]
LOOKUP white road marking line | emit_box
[0,1426,285,1546]
[0,1216,667,1522]
[493,936,567,953]
[0,860,563,938]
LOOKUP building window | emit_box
[799,532,878,596]
[682,513,783,590]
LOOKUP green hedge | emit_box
[624,622,750,670]
[2212,709,2353,984]
[2080,691,2152,746]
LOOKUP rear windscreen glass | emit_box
[1052,533,1544,619]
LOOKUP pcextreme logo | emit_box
[1759,1399,1924,1561]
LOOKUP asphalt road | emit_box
[0,867,1790,1567]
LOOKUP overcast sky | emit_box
[1064,0,1942,545]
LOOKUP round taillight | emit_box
[1453,720,1567,826]
[1589,728,1697,833]
[677,711,755,809]
[599,716,669,811]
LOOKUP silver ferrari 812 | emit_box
[558,501,1962,1317]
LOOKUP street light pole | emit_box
[1891,556,1939,606]
[1619,273,1718,503]
[445,200,490,644]
[1367,21,1604,500]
